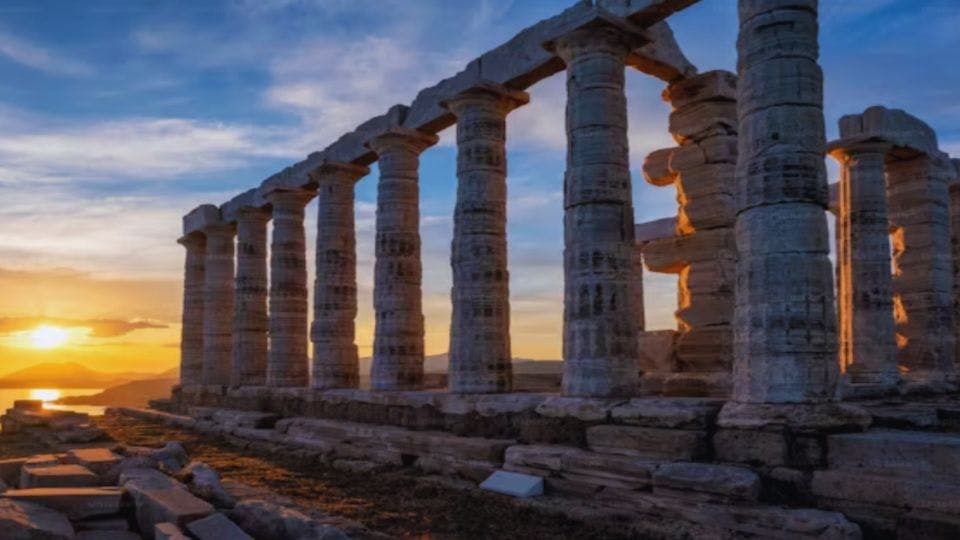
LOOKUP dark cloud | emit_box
[0,316,166,338]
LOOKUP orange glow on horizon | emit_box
[29,325,70,349]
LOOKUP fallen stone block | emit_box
[179,462,234,509]
[586,425,707,460]
[22,465,99,489]
[154,522,189,540]
[228,499,348,540]
[122,442,188,475]
[653,462,760,502]
[65,449,121,478]
[3,487,124,520]
[480,470,543,498]
[0,458,27,486]
[122,468,214,537]
[0,497,74,540]
[74,516,130,531]
[897,510,960,540]
[812,469,960,515]
[75,531,140,540]
[185,512,253,540]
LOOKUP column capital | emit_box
[543,14,647,63]
[263,187,315,209]
[177,232,206,249]
[827,137,893,162]
[440,81,529,116]
[234,205,271,223]
[201,222,236,238]
[310,160,370,185]
[365,127,438,156]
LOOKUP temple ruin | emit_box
[149,1,960,537]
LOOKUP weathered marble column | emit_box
[442,82,528,394]
[951,173,960,372]
[265,189,314,387]
[232,206,270,387]
[550,21,643,397]
[829,141,899,394]
[731,0,837,403]
[201,223,235,386]
[177,233,205,386]
[311,162,369,390]
[887,154,955,386]
[366,127,438,391]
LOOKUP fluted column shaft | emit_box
[367,128,438,391]
[554,24,641,397]
[178,234,205,386]
[731,0,837,403]
[202,224,235,386]
[311,162,369,389]
[444,83,528,394]
[266,190,313,387]
[232,207,270,387]
[832,143,898,389]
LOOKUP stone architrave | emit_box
[202,223,236,386]
[311,161,370,390]
[265,189,314,387]
[232,206,271,387]
[549,18,645,398]
[366,127,438,391]
[731,0,838,403]
[829,140,899,395]
[177,233,205,387]
[442,82,529,394]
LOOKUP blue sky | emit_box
[0,0,957,363]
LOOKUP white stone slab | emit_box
[479,470,543,498]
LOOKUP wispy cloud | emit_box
[0,29,93,77]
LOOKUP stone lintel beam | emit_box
[635,217,677,245]
[625,21,697,82]
[839,105,940,158]
[598,0,702,27]
[183,204,221,237]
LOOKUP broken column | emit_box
[639,70,738,397]
[729,0,837,403]
[442,82,529,394]
[828,139,899,396]
[177,232,205,387]
[265,188,314,387]
[366,127,438,391]
[232,206,270,387]
[310,161,370,390]
[202,222,236,386]
[548,16,644,397]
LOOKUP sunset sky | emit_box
[0,0,957,375]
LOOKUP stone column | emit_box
[202,223,235,386]
[442,82,528,394]
[830,141,899,395]
[550,21,642,397]
[366,127,438,391]
[265,189,314,387]
[177,233,205,386]
[311,162,369,390]
[951,178,960,372]
[887,155,955,387]
[731,0,837,403]
[232,206,270,387]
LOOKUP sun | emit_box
[29,325,70,349]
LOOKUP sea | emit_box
[0,388,105,420]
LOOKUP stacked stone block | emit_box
[265,189,314,388]
[311,162,369,390]
[443,82,529,394]
[638,70,738,397]
[550,18,644,398]
[367,128,438,391]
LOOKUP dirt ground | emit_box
[2,415,641,540]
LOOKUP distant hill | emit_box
[0,362,164,389]
[57,377,178,408]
